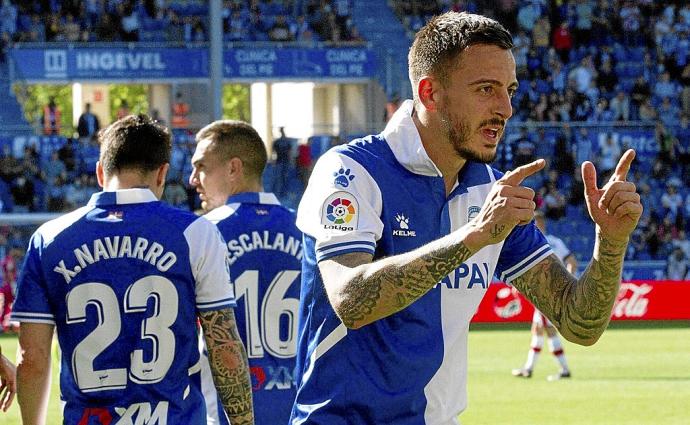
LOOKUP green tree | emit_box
[109,85,149,122]
[222,84,250,121]
[17,84,74,135]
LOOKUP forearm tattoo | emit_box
[198,309,254,425]
[339,239,474,328]
[490,224,506,239]
[511,236,627,343]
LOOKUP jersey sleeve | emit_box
[548,235,572,262]
[11,232,55,324]
[296,149,383,262]
[185,216,237,312]
[495,220,553,284]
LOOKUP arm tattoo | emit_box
[198,308,254,425]
[490,224,506,239]
[337,236,474,328]
[511,236,627,344]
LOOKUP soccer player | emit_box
[189,120,302,425]
[11,115,254,424]
[512,211,577,381]
[291,11,642,424]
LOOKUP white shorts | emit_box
[532,309,553,327]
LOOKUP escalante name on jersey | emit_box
[53,236,177,284]
[227,231,302,265]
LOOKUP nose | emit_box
[189,169,198,187]
[494,90,513,120]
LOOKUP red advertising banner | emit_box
[471,280,690,322]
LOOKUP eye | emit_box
[479,86,494,95]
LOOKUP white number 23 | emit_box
[66,276,178,392]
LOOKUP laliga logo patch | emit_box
[333,168,355,188]
[468,206,481,221]
[321,192,358,231]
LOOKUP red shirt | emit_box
[297,144,312,167]
[552,27,573,50]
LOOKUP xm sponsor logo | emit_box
[113,401,169,425]
[251,366,295,391]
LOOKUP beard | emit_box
[438,101,499,164]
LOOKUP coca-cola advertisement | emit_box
[472,280,690,322]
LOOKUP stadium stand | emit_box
[0,0,688,274]
[6,0,361,44]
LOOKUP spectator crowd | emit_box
[0,0,362,46]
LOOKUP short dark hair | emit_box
[195,120,267,180]
[98,114,171,176]
[408,12,513,99]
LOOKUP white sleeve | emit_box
[184,216,236,311]
[547,235,572,262]
[296,149,383,262]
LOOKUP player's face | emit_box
[189,138,232,212]
[436,44,517,163]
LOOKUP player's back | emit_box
[13,190,234,424]
[204,192,302,425]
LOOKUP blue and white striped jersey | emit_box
[291,100,552,425]
[11,188,235,425]
[201,192,302,425]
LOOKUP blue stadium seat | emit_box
[626,47,646,62]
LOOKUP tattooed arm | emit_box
[198,308,254,425]
[511,234,627,345]
[319,161,546,329]
[320,228,478,329]
[513,150,642,346]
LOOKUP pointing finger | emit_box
[610,149,636,182]
[582,161,599,196]
[501,159,545,186]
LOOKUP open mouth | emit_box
[481,127,501,141]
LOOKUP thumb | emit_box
[581,161,599,197]
[610,148,635,182]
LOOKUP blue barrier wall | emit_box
[10,46,378,82]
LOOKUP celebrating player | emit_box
[189,120,302,425]
[11,115,253,424]
[291,11,642,424]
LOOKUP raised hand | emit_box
[469,159,545,248]
[582,149,643,242]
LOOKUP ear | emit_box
[156,163,170,188]
[96,161,105,188]
[417,76,442,112]
[228,157,243,180]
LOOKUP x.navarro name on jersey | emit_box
[53,236,177,283]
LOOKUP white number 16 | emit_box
[234,269,300,359]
